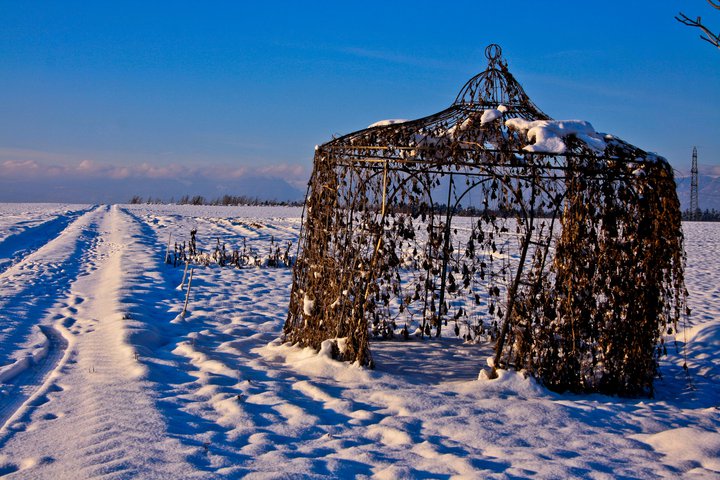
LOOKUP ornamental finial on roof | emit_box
[453,44,538,108]
[485,44,501,61]
[485,44,506,68]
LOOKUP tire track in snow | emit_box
[0,325,69,435]
[120,209,365,476]
[0,206,195,479]
[0,206,102,368]
[117,207,232,475]
[0,207,93,275]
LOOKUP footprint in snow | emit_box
[28,395,50,407]
[0,462,20,476]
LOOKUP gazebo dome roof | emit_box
[452,44,548,120]
[319,44,657,166]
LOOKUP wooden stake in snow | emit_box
[164,233,173,264]
[178,260,190,290]
[181,267,194,318]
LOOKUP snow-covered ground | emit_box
[0,204,717,479]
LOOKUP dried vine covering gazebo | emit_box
[283,45,686,396]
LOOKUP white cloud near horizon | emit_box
[0,148,309,182]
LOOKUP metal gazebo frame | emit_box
[283,45,685,396]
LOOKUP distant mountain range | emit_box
[0,175,305,204]
[675,175,720,212]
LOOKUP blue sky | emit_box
[1,1,718,201]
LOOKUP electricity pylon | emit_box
[690,146,699,220]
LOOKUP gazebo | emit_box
[283,45,685,396]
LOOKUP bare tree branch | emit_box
[707,0,720,11]
[676,11,720,49]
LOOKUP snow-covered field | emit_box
[0,203,718,479]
